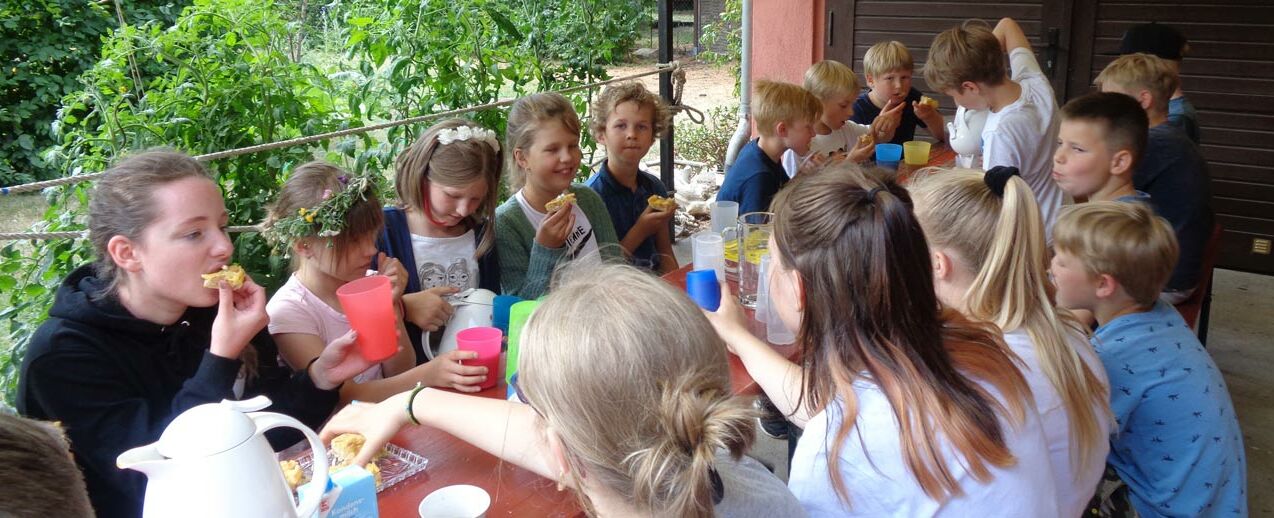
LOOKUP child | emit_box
[379,118,503,360]
[782,60,894,176]
[321,263,805,517]
[1053,92,1150,203]
[0,414,93,518]
[849,41,945,145]
[716,80,819,215]
[266,162,488,403]
[584,82,679,273]
[1119,23,1199,143]
[910,166,1113,517]
[18,151,367,517]
[706,165,1058,515]
[926,18,1064,238]
[496,92,622,299]
[1096,53,1213,303]
[1051,202,1246,516]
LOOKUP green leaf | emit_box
[0,276,14,291]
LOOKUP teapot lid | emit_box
[156,396,272,459]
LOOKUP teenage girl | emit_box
[320,263,804,517]
[705,165,1061,515]
[266,162,487,402]
[496,92,621,299]
[910,166,1113,516]
[379,118,502,360]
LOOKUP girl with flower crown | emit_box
[377,118,504,361]
[265,162,489,404]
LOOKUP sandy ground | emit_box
[607,58,739,115]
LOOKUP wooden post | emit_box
[658,0,676,240]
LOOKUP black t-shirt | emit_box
[849,87,927,145]
[1134,124,1213,291]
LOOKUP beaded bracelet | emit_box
[406,382,426,425]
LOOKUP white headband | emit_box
[437,126,500,152]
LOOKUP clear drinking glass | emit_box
[737,212,773,308]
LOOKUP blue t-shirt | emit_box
[584,160,669,271]
[718,139,788,216]
[1135,124,1212,291]
[1168,96,1200,145]
[1094,301,1246,517]
[849,87,927,145]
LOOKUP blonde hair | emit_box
[910,168,1113,481]
[1054,201,1179,306]
[505,92,582,190]
[395,119,501,258]
[752,80,821,137]
[924,21,1006,92]
[519,264,758,518]
[863,41,914,77]
[1095,53,1179,114]
[587,82,671,140]
[803,60,860,100]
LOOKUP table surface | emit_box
[373,146,954,515]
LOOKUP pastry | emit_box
[920,95,939,109]
[544,192,576,213]
[280,460,305,490]
[857,133,875,147]
[330,433,365,464]
[646,195,677,212]
[365,462,382,489]
[200,264,246,289]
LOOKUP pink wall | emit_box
[751,0,824,85]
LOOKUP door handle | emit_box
[1044,27,1060,77]
[827,11,835,47]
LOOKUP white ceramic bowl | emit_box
[418,484,491,518]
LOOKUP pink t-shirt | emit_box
[266,275,383,383]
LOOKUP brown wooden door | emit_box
[1067,0,1274,274]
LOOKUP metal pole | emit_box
[658,0,675,199]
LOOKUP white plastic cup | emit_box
[692,231,726,282]
[759,254,795,345]
[710,200,739,234]
[418,485,491,518]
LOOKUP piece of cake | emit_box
[920,95,939,109]
[646,195,677,212]
[200,264,246,289]
[544,192,576,213]
[280,459,305,490]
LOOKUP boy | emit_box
[1096,53,1212,303]
[0,412,95,517]
[926,18,1064,238]
[717,80,819,215]
[1119,23,1199,143]
[1052,92,1149,203]
[781,60,897,177]
[850,41,945,145]
[584,82,678,273]
[1051,202,1246,517]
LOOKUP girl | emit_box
[320,264,805,517]
[705,166,1060,516]
[265,162,487,403]
[496,92,621,299]
[379,118,502,360]
[17,151,372,517]
[909,167,1113,517]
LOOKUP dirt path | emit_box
[606,58,739,114]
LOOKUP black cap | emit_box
[1119,23,1186,60]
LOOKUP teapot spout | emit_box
[117,443,169,475]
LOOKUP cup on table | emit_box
[712,200,742,281]
[758,254,795,345]
[455,327,502,390]
[686,269,722,311]
[418,484,490,518]
[692,231,726,282]
[491,295,522,337]
[710,200,739,234]
[737,212,773,309]
[505,300,541,382]
[875,143,903,170]
[903,141,931,166]
[335,275,398,362]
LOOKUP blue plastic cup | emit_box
[875,143,903,170]
[492,295,522,335]
[686,269,722,311]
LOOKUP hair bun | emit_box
[983,166,1020,197]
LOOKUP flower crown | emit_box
[264,174,384,250]
[438,125,500,152]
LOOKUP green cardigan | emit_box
[495,184,622,299]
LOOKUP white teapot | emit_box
[425,288,497,360]
[117,396,328,518]
[946,105,989,169]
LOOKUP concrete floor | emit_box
[674,238,1272,513]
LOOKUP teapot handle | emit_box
[251,412,329,518]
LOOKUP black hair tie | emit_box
[984,166,1020,198]
[866,186,886,202]
[710,467,725,505]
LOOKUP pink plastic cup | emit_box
[455,327,502,390]
[335,275,398,363]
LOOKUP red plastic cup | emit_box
[455,327,502,389]
[335,275,398,363]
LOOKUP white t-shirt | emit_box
[781,122,873,178]
[1003,328,1113,518]
[266,275,383,383]
[515,190,599,260]
[410,229,480,292]
[788,379,1060,517]
[982,48,1063,241]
